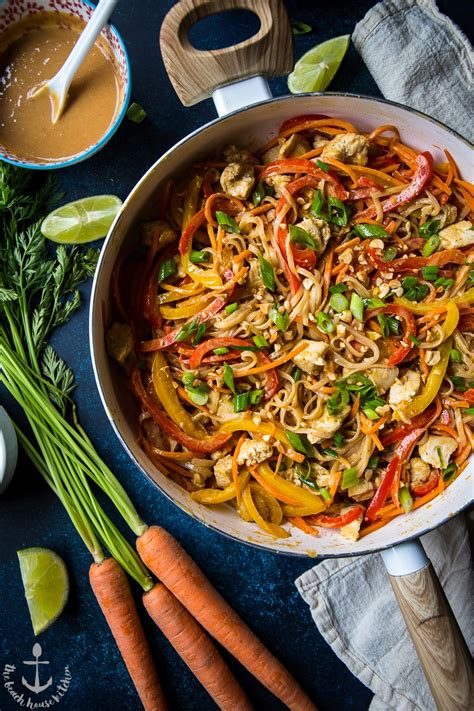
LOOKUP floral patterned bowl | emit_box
[0,0,131,169]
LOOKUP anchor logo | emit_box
[21,643,53,694]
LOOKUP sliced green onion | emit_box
[192,323,206,345]
[464,407,474,415]
[189,250,210,263]
[233,392,249,412]
[269,305,289,332]
[249,389,264,405]
[364,297,386,309]
[329,283,347,294]
[316,311,334,333]
[316,159,329,172]
[187,384,210,406]
[182,372,196,388]
[340,467,359,490]
[310,189,325,218]
[285,431,314,457]
[382,246,398,262]
[292,367,302,382]
[258,255,276,292]
[419,219,440,237]
[318,487,331,501]
[213,347,229,355]
[387,316,400,334]
[253,334,269,348]
[421,265,439,281]
[327,387,350,415]
[223,362,237,394]
[377,314,389,338]
[322,447,338,458]
[333,432,345,448]
[422,234,440,257]
[157,258,176,283]
[451,375,467,391]
[399,486,413,513]
[289,224,318,251]
[216,211,240,234]
[409,334,421,346]
[367,456,379,469]
[330,293,349,313]
[327,196,349,226]
[350,292,364,321]
[363,408,379,420]
[291,20,312,34]
[442,463,458,482]
[225,302,238,315]
[252,181,266,206]
[402,276,418,289]
[127,102,147,123]
[176,318,199,342]
[450,349,462,363]
[353,224,389,239]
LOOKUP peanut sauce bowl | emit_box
[90,0,474,705]
[0,0,131,169]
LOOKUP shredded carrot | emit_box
[249,203,274,216]
[232,434,247,507]
[419,348,429,377]
[321,247,334,303]
[289,516,319,536]
[298,146,324,161]
[234,249,252,263]
[431,424,459,439]
[273,451,283,477]
[257,118,357,153]
[335,237,360,253]
[350,165,404,187]
[234,342,308,378]
[412,487,441,510]
[456,184,474,211]
[359,513,400,538]
[217,225,224,257]
[455,441,471,466]
[453,178,474,196]
[322,158,359,186]
[443,398,470,408]
[329,470,342,501]
[350,395,360,419]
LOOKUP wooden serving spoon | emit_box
[29,0,119,123]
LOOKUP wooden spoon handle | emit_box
[160,0,294,106]
[389,562,473,710]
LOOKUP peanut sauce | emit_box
[0,12,121,162]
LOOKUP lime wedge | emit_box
[41,195,122,244]
[288,35,350,93]
[18,548,69,635]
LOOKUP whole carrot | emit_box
[144,583,253,711]
[89,558,167,711]
[137,526,317,711]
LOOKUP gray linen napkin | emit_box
[352,0,474,143]
[296,2,474,708]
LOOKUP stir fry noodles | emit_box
[108,115,474,541]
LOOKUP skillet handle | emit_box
[159,0,294,106]
[382,541,473,710]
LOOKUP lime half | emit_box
[288,35,350,93]
[41,195,122,244]
[18,548,69,636]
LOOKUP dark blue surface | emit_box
[0,2,470,710]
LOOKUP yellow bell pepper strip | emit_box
[242,483,289,538]
[249,482,283,524]
[440,302,459,340]
[218,419,304,462]
[182,174,203,229]
[191,471,250,504]
[395,288,474,314]
[257,463,326,513]
[157,283,204,304]
[159,293,213,320]
[151,352,206,438]
[132,367,232,453]
[397,338,452,420]
[281,503,328,517]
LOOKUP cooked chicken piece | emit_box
[220,162,255,200]
[311,463,332,488]
[438,220,474,249]
[340,509,363,541]
[265,174,291,196]
[348,479,374,500]
[409,457,431,488]
[307,405,350,444]
[222,144,257,165]
[321,132,370,166]
[247,258,263,291]
[292,339,328,374]
[142,220,177,250]
[106,322,134,371]
[191,467,213,489]
[216,395,236,420]
[418,436,457,468]
[294,215,331,252]
[388,370,421,411]
[367,366,399,393]
[261,144,281,164]
[420,203,458,229]
[236,439,273,467]
[142,418,170,451]
[313,132,329,149]
[213,455,233,488]
[279,133,311,157]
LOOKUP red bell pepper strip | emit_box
[131,369,232,454]
[140,291,231,352]
[356,151,433,220]
[411,469,439,497]
[275,175,323,269]
[279,114,329,133]
[464,389,474,404]
[380,403,439,447]
[366,428,424,521]
[189,337,254,369]
[458,313,474,333]
[365,304,417,366]
[179,208,207,255]
[365,245,465,274]
[308,505,364,528]
[259,158,347,200]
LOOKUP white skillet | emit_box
[90,1,474,706]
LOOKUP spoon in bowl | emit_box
[29,0,119,124]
